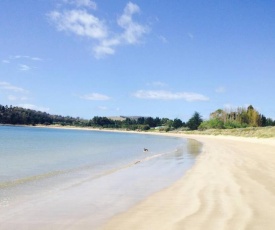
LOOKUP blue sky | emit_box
[1,0,275,121]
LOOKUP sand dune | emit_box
[101,135,275,230]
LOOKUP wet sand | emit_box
[101,134,275,230]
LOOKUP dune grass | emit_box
[176,126,275,138]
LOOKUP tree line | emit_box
[0,104,274,131]
[199,105,275,130]
[0,104,191,130]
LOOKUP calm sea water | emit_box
[0,125,201,228]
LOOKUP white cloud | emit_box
[0,82,30,102]
[80,93,111,101]
[31,57,43,61]
[19,64,31,71]
[117,2,148,44]
[2,56,42,71]
[10,55,43,61]
[133,90,209,102]
[2,55,43,71]
[17,104,50,112]
[0,82,29,93]
[48,10,108,39]
[49,2,149,58]
[93,39,119,57]
[93,2,148,58]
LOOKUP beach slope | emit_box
[101,135,275,230]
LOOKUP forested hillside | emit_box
[0,104,274,131]
[0,104,182,130]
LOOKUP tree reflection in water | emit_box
[186,139,202,158]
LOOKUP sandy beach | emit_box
[101,134,275,230]
[1,128,275,230]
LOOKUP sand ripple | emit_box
[101,135,275,230]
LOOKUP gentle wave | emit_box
[0,149,176,190]
[0,170,66,189]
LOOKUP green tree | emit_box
[199,118,224,130]
[144,117,156,127]
[187,112,203,130]
[247,105,260,127]
[172,118,183,129]
[154,117,161,126]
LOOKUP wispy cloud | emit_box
[117,2,148,45]
[17,104,50,112]
[133,90,209,102]
[19,64,31,71]
[48,1,149,58]
[31,57,43,61]
[0,82,48,111]
[80,93,111,101]
[0,82,30,102]
[10,55,43,61]
[94,2,149,58]
[2,60,10,64]
[0,81,29,93]
[2,55,43,71]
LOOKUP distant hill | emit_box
[108,116,149,121]
[107,116,126,121]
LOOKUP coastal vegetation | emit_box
[0,104,274,135]
[182,106,275,138]
[0,104,184,130]
[198,105,275,130]
[182,126,275,138]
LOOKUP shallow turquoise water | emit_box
[0,125,201,228]
[1,126,187,183]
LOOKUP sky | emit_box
[1,0,275,121]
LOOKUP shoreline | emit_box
[2,123,275,139]
[100,134,275,230]
[0,126,199,230]
[1,125,275,229]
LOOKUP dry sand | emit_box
[101,134,275,230]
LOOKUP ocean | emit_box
[0,125,201,229]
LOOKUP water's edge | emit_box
[0,126,202,229]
